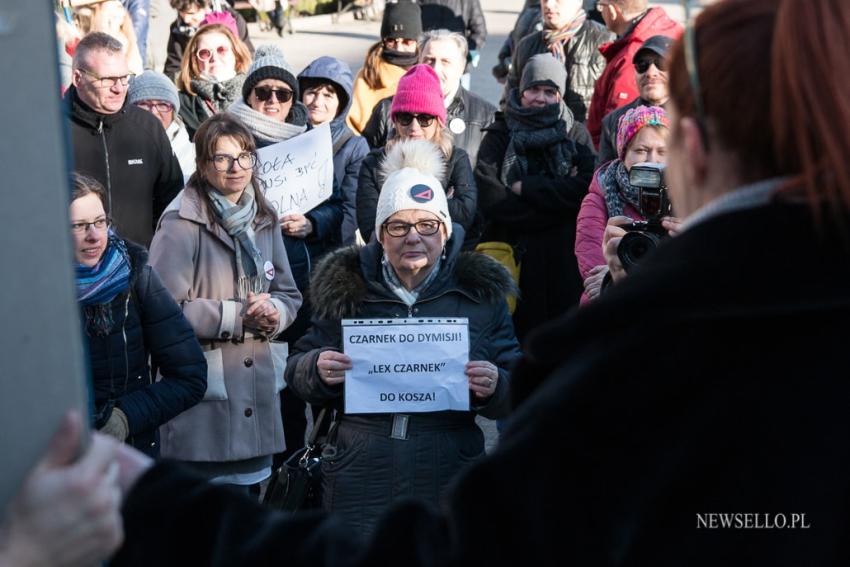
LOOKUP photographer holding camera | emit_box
[575,105,680,301]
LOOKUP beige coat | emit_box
[149,186,302,462]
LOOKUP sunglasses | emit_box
[395,112,437,128]
[196,45,230,61]
[634,57,667,74]
[253,86,294,103]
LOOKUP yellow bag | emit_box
[475,241,520,314]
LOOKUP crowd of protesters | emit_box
[8,0,848,564]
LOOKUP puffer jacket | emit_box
[508,19,614,122]
[419,0,487,52]
[149,185,302,463]
[85,240,207,457]
[356,144,478,245]
[298,56,370,247]
[163,6,254,80]
[285,227,520,534]
[586,7,681,147]
[361,87,496,166]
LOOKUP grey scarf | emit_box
[191,73,246,118]
[207,184,266,299]
[600,160,641,218]
[381,254,442,307]
[226,99,309,146]
[500,88,577,187]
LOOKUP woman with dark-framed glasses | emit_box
[70,172,206,458]
[149,113,302,491]
[286,139,519,536]
[356,64,479,248]
[175,23,252,139]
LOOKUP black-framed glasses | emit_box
[79,68,134,88]
[382,219,442,238]
[208,152,257,172]
[135,101,174,113]
[634,57,666,74]
[71,216,111,234]
[253,86,294,103]
[395,112,437,128]
[682,0,709,146]
[196,44,231,61]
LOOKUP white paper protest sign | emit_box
[342,318,470,414]
[253,122,333,216]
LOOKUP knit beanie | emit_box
[375,139,452,240]
[200,11,239,37]
[128,71,180,113]
[390,64,447,126]
[520,53,567,95]
[616,105,669,159]
[242,44,299,101]
[381,1,422,40]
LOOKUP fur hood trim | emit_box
[310,245,518,320]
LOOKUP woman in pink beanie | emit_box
[575,105,680,303]
[355,64,480,248]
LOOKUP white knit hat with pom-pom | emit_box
[375,140,451,240]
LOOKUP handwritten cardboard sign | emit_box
[254,122,333,216]
[342,318,470,414]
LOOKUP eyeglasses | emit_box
[253,86,294,103]
[382,219,442,238]
[394,113,437,128]
[196,45,231,61]
[634,57,666,74]
[682,0,709,147]
[71,217,110,234]
[135,101,174,113]
[79,68,134,88]
[208,152,257,172]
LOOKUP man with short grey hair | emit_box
[66,32,183,247]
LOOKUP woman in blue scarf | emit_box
[71,173,207,457]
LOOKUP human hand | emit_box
[466,360,499,399]
[510,181,522,196]
[244,292,279,334]
[280,213,313,239]
[98,407,129,442]
[661,216,684,237]
[316,350,352,385]
[583,265,609,301]
[603,216,632,284]
[0,412,124,567]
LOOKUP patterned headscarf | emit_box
[616,105,669,159]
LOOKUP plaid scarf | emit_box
[600,160,642,218]
[543,9,587,62]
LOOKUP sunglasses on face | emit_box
[635,57,667,74]
[253,86,294,103]
[196,44,230,61]
[395,112,437,128]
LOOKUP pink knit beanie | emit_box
[390,64,447,126]
[616,105,669,159]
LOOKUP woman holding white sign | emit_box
[286,139,521,535]
[149,114,302,491]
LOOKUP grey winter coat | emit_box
[285,228,520,534]
[509,20,614,122]
[149,185,302,463]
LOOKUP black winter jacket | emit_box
[361,88,496,167]
[419,0,487,52]
[509,20,614,122]
[474,112,595,339]
[163,7,255,81]
[84,241,206,457]
[66,88,184,248]
[356,146,478,244]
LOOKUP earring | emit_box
[381,252,389,266]
[441,246,447,260]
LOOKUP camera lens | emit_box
[617,231,662,272]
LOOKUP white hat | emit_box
[375,140,452,240]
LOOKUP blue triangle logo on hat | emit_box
[410,184,433,203]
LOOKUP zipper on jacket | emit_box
[98,119,113,214]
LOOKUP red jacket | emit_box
[586,8,681,148]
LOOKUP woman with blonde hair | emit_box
[71,0,143,74]
[175,23,252,138]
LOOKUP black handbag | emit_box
[263,408,335,512]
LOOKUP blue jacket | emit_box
[298,56,370,246]
[83,240,206,457]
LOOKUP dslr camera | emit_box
[617,163,671,272]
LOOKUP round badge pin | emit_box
[409,184,435,203]
[449,118,466,135]
[264,260,275,281]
